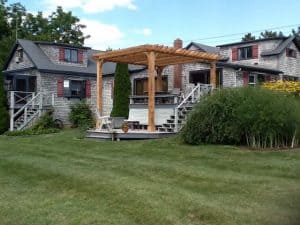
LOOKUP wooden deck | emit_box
[86,129,176,141]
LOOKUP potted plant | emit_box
[121,122,129,133]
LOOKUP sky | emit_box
[7,0,300,50]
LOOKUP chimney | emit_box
[173,38,183,89]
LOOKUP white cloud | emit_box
[43,0,137,13]
[81,19,124,50]
[132,28,153,37]
[142,28,152,36]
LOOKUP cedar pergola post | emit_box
[210,62,217,88]
[147,51,156,132]
[156,66,164,92]
[96,59,104,128]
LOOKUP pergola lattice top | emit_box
[92,44,220,66]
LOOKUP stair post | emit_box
[39,93,43,116]
[9,91,15,131]
[24,107,28,124]
[174,108,178,132]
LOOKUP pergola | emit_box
[93,44,220,132]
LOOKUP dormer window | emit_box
[59,47,84,64]
[64,49,78,63]
[232,44,258,61]
[286,48,296,58]
[238,46,252,60]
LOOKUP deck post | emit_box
[96,59,104,128]
[156,66,164,92]
[210,62,217,89]
[147,51,156,132]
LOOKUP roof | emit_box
[185,42,219,54]
[3,39,144,76]
[261,36,300,56]
[216,37,287,47]
[92,44,220,67]
[217,62,282,74]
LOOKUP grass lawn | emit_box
[0,130,299,225]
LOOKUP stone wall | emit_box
[278,42,300,78]
[38,44,88,68]
[39,72,97,126]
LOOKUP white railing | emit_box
[174,83,212,132]
[9,91,55,131]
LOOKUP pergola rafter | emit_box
[93,44,220,132]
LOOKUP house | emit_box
[2,39,143,130]
[2,36,300,133]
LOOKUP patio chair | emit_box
[96,110,112,131]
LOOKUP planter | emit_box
[122,126,129,133]
[111,117,125,129]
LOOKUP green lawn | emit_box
[0,130,299,225]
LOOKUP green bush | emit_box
[69,101,94,129]
[181,87,300,149]
[5,109,60,136]
[110,63,131,118]
[0,74,9,134]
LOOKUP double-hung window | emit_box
[64,49,78,63]
[238,46,252,60]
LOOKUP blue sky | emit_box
[8,0,300,49]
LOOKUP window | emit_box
[286,48,296,58]
[4,76,13,91]
[16,49,23,62]
[248,73,256,86]
[64,49,78,63]
[238,46,252,60]
[134,77,168,95]
[64,80,85,98]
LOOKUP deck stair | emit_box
[158,83,212,133]
[9,91,55,131]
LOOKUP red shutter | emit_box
[111,80,114,99]
[59,48,65,61]
[232,48,238,61]
[57,79,64,97]
[252,44,258,59]
[78,50,83,63]
[85,80,91,98]
[243,72,249,86]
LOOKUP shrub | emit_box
[0,74,9,134]
[181,87,300,149]
[69,101,94,129]
[263,80,300,95]
[110,63,131,118]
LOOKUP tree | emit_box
[110,63,131,118]
[0,74,9,133]
[47,6,90,46]
[260,30,284,39]
[0,0,9,39]
[242,33,256,41]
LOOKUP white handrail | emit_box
[10,92,55,131]
[174,83,212,132]
[13,93,41,119]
